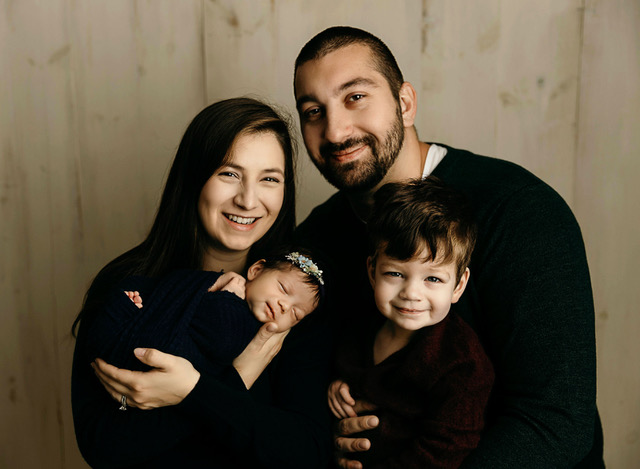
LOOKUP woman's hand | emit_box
[233,322,289,389]
[208,271,246,299]
[92,348,200,410]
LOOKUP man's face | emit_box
[294,44,405,192]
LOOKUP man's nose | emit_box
[324,108,352,143]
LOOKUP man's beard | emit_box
[315,107,404,192]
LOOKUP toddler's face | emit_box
[368,248,469,332]
[245,263,318,331]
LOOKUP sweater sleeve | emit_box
[178,316,333,468]
[460,183,597,468]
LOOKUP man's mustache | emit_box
[320,135,375,158]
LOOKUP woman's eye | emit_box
[218,171,238,178]
[263,176,281,183]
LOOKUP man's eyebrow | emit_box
[337,77,379,93]
[296,77,379,110]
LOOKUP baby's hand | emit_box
[124,291,143,309]
[208,272,246,299]
[328,379,357,419]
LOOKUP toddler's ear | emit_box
[366,256,376,288]
[451,267,470,304]
[246,259,266,281]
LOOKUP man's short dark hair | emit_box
[368,177,477,281]
[294,26,404,97]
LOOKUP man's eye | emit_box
[350,94,364,101]
[303,107,322,120]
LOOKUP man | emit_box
[293,26,603,468]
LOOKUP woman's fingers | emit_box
[92,349,200,410]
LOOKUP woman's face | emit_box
[198,132,286,258]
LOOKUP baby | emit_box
[87,248,325,377]
[329,177,494,468]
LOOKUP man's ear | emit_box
[451,267,470,304]
[398,82,418,128]
[366,256,377,289]
[246,259,266,281]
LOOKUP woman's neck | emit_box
[202,248,249,274]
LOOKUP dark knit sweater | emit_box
[84,269,261,376]
[72,270,332,468]
[335,312,494,468]
[295,145,603,468]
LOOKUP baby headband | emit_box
[285,252,325,285]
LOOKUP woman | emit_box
[72,98,331,468]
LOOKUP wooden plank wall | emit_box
[1,1,637,467]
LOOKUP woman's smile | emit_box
[198,132,286,256]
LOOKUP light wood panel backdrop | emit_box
[1,1,638,467]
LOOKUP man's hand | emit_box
[334,399,379,469]
[92,348,200,409]
[208,271,246,299]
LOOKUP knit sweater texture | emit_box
[72,270,332,468]
[295,145,603,468]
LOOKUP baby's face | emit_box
[245,264,318,331]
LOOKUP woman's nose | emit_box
[234,182,258,210]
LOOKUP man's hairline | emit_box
[293,42,396,101]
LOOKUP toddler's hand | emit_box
[328,379,357,419]
[208,272,246,299]
[124,290,143,309]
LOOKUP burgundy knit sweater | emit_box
[335,312,494,468]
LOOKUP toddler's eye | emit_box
[384,271,402,278]
[426,276,442,283]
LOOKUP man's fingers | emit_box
[353,399,378,414]
[335,436,371,452]
[336,456,363,469]
[337,415,379,436]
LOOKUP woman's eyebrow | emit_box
[222,162,284,175]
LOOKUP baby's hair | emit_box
[260,246,326,308]
[368,177,477,281]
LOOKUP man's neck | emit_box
[346,134,429,221]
